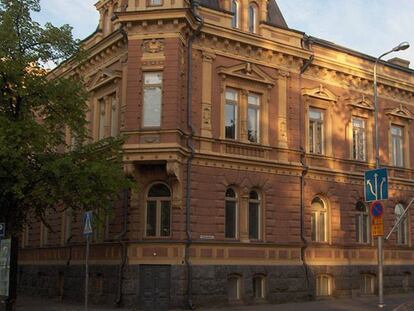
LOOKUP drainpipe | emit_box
[115,189,130,307]
[185,1,203,310]
[299,35,314,299]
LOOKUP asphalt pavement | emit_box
[15,293,414,311]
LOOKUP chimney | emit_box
[388,57,410,68]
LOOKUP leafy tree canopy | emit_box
[0,0,133,235]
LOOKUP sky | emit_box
[33,0,414,66]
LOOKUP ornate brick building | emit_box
[18,0,414,309]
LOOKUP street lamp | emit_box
[373,41,409,308]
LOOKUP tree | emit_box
[0,0,132,236]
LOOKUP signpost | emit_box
[365,168,388,308]
[83,211,93,311]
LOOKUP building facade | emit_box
[18,0,414,309]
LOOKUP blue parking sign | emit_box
[0,223,4,238]
[364,168,388,202]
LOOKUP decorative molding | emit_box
[346,95,374,111]
[85,68,122,91]
[218,62,276,85]
[385,104,414,121]
[142,38,164,53]
[302,84,338,102]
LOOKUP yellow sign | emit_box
[372,216,384,236]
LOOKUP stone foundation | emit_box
[17,264,414,309]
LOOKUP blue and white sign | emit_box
[0,223,4,238]
[83,211,93,237]
[364,168,388,202]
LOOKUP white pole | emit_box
[85,235,90,311]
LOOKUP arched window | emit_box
[146,183,171,237]
[360,274,375,295]
[356,201,370,243]
[253,274,266,300]
[311,197,328,242]
[248,3,258,33]
[248,191,260,240]
[225,188,237,238]
[316,274,333,296]
[228,274,242,302]
[395,203,408,245]
[231,0,240,28]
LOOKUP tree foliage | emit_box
[0,0,132,234]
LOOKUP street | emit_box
[16,293,414,311]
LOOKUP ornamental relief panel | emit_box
[142,38,164,53]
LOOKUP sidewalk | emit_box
[15,293,414,311]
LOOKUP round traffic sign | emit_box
[371,201,384,217]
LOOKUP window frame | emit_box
[352,117,367,161]
[228,274,242,302]
[253,274,266,300]
[395,203,408,246]
[360,274,375,295]
[311,197,329,243]
[225,88,239,140]
[248,3,258,33]
[247,93,260,143]
[145,182,172,238]
[308,107,325,155]
[355,201,370,244]
[146,0,163,7]
[225,188,238,239]
[248,190,261,240]
[142,71,163,129]
[391,124,404,167]
[231,0,240,28]
[316,274,333,297]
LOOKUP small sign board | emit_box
[364,168,388,202]
[371,201,384,218]
[83,211,93,237]
[0,238,11,297]
[0,223,5,238]
[372,217,384,237]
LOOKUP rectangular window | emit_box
[143,72,163,128]
[147,0,163,6]
[225,201,236,238]
[356,213,370,243]
[98,98,106,140]
[160,201,171,237]
[352,117,366,161]
[248,93,260,143]
[225,89,238,139]
[391,125,404,167]
[146,201,157,236]
[309,108,324,154]
[110,94,118,137]
[249,202,259,239]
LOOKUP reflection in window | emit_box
[146,183,171,237]
[248,94,260,143]
[395,203,408,245]
[352,117,366,161]
[309,108,324,154]
[225,89,238,139]
[355,201,370,244]
[225,188,237,238]
[248,191,260,240]
[311,197,327,242]
[391,125,404,167]
[143,72,163,127]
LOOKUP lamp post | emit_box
[373,41,409,308]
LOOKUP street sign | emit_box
[83,211,93,237]
[0,223,5,238]
[372,217,384,237]
[370,201,384,218]
[364,168,388,202]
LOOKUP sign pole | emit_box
[85,234,90,311]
